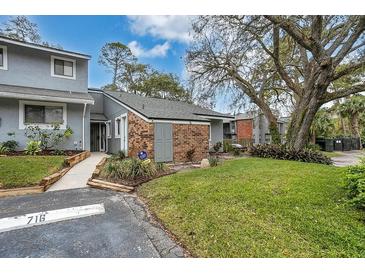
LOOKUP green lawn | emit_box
[322,151,344,158]
[139,158,365,257]
[0,156,65,189]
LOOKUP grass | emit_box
[322,151,344,158]
[139,158,365,257]
[0,156,65,189]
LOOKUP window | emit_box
[19,101,67,129]
[24,105,63,124]
[51,55,76,79]
[0,45,8,70]
[106,121,112,139]
[115,118,121,138]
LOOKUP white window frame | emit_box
[106,120,112,139]
[115,117,121,138]
[19,100,67,129]
[0,45,8,70]
[51,55,76,80]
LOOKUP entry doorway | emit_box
[90,122,106,152]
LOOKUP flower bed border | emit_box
[87,157,177,193]
[0,151,91,198]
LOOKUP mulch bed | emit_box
[3,150,83,156]
[97,169,177,187]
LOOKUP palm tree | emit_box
[339,95,365,144]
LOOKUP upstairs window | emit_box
[51,55,76,79]
[0,45,8,70]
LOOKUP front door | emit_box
[90,123,99,152]
[90,123,106,152]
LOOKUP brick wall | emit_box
[236,119,253,141]
[127,112,154,159]
[173,124,209,162]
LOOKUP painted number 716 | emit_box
[27,213,46,224]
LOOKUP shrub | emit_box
[186,148,196,162]
[1,140,18,152]
[344,165,365,209]
[25,141,42,155]
[25,124,72,150]
[208,156,220,167]
[213,141,222,152]
[111,150,126,161]
[305,143,321,151]
[103,158,158,181]
[233,148,241,156]
[156,162,168,172]
[0,144,9,155]
[249,144,333,165]
[223,140,233,153]
[53,149,65,156]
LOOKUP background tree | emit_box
[311,108,335,140]
[0,16,62,48]
[138,71,192,102]
[0,16,41,43]
[187,16,365,149]
[98,42,136,87]
[338,95,365,143]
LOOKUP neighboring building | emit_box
[0,36,232,162]
[224,111,289,144]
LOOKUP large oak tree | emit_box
[187,16,365,149]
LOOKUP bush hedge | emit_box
[249,144,333,165]
[344,165,365,209]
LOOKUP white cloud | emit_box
[128,40,170,58]
[127,16,193,44]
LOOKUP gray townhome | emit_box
[0,36,232,162]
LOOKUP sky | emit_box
[0,16,237,110]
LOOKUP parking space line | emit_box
[0,203,105,233]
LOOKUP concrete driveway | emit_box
[0,188,184,258]
[332,150,365,167]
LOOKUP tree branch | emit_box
[321,83,365,103]
[331,58,365,81]
[333,16,365,67]
[264,16,314,53]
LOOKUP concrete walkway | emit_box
[48,152,107,191]
[332,150,364,167]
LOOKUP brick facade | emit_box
[127,112,154,159]
[173,124,209,162]
[236,119,253,141]
[127,112,209,162]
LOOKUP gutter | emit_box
[0,91,94,105]
[82,103,87,150]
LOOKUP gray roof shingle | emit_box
[99,90,233,122]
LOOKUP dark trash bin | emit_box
[315,138,325,151]
[351,137,361,150]
[342,137,351,151]
[324,138,334,152]
[334,138,343,151]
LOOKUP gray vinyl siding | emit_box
[102,95,128,154]
[0,98,90,151]
[0,42,88,92]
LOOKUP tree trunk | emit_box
[350,113,362,142]
[286,93,320,150]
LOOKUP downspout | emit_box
[82,103,87,150]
